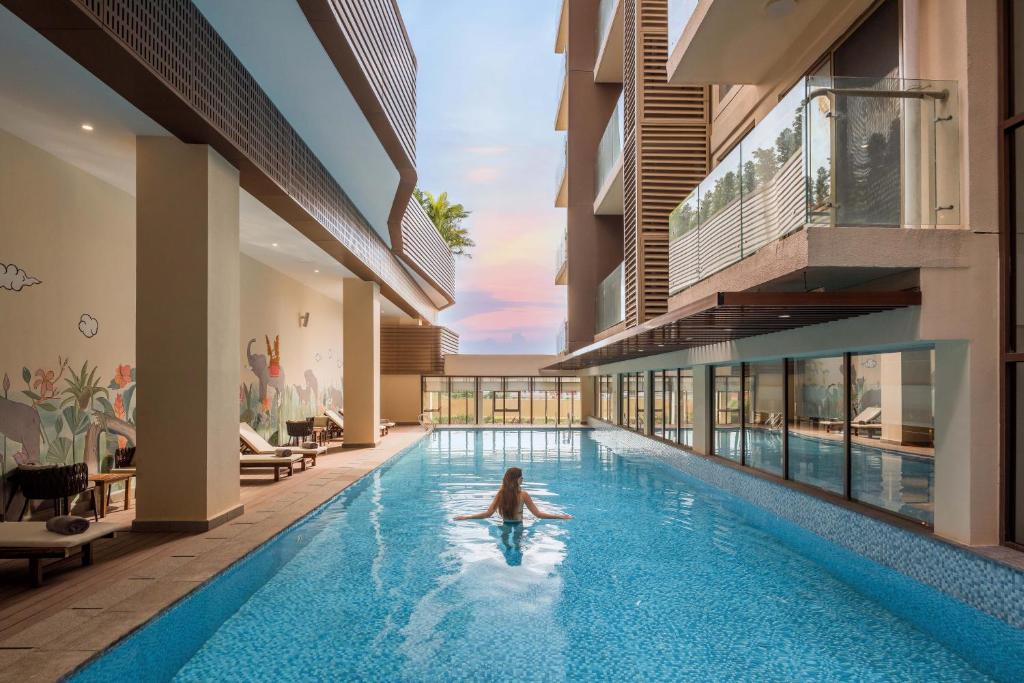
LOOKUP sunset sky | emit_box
[399,0,565,354]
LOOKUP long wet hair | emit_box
[497,467,523,519]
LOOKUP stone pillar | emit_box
[134,137,242,532]
[692,365,711,455]
[342,278,381,447]
[580,375,595,424]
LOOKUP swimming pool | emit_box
[71,429,1022,682]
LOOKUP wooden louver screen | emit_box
[381,325,459,375]
[622,0,709,327]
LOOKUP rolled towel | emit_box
[276,448,293,458]
[46,515,90,535]
[302,441,318,449]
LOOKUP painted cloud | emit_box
[78,313,99,338]
[0,263,41,291]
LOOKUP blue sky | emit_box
[399,0,566,354]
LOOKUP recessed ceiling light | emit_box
[779,314,791,319]
[271,242,278,247]
[80,123,94,132]
[314,269,320,273]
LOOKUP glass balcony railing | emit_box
[555,136,567,205]
[556,319,568,355]
[596,261,625,333]
[668,75,959,295]
[596,0,618,50]
[555,229,568,281]
[595,92,624,197]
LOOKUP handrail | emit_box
[805,87,949,101]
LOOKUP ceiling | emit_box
[193,0,400,246]
[0,5,411,321]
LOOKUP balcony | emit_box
[555,56,568,131]
[594,0,623,83]
[594,92,624,215]
[555,229,568,285]
[596,262,626,333]
[556,319,568,355]
[555,137,568,208]
[668,76,959,295]
[667,0,874,85]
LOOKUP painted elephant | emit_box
[0,395,41,464]
[246,338,286,404]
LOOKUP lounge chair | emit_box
[239,422,324,467]
[327,409,393,437]
[851,406,882,437]
[0,521,128,586]
[239,451,305,481]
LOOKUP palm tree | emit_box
[414,188,475,257]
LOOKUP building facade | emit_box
[0,0,455,530]
[553,0,709,352]
[552,0,1006,548]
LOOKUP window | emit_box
[679,369,694,448]
[744,361,784,476]
[713,366,742,462]
[788,356,846,495]
[849,350,935,524]
[421,376,449,424]
[560,377,581,425]
[653,371,666,438]
[532,377,560,425]
[448,377,477,425]
[598,375,614,421]
[664,371,678,442]
[619,372,646,432]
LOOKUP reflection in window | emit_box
[714,366,742,462]
[849,349,935,524]
[679,370,694,447]
[422,376,449,424]
[664,371,678,442]
[744,361,784,475]
[636,373,647,433]
[653,371,666,438]
[532,377,559,425]
[788,356,845,494]
[560,377,581,425]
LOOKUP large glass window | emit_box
[479,377,502,424]
[744,361,784,476]
[598,375,614,421]
[421,376,449,424]
[503,377,530,424]
[849,350,935,524]
[448,377,476,425]
[532,377,560,425]
[788,356,846,495]
[636,372,647,433]
[560,377,581,425]
[620,372,645,432]
[664,371,678,442]
[679,369,694,448]
[653,371,666,438]
[713,366,742,462]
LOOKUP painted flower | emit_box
[114,364,132,388]
[261,397,270,412]
[33,368,57,398]
[114,393,125,419]
[117,436,127,450]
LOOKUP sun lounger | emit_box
[239,451,305,481]
[327,409,392,437]
[851,406,882,437]
[239,422,324,467]
[0,521,128,586]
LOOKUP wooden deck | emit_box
[0,427,427,682]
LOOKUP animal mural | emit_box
[1,360,138,482]
[240,334,342,445]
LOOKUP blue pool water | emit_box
[72,429,1022,682]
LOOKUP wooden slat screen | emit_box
[381,325,459,375]
[400,198,456,301]
[622,0,709,327]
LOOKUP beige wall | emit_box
[381,374,421,424]
[239,255,343,444]
[0,128,135,475]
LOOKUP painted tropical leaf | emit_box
[36,402,57,412]
[22,367,30,384]
[123,385,136,414]
[22,390,40,401]
[46,437,73,464]
[96,396,115,415]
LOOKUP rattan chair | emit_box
[17,463,99,522]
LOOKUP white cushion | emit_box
[324,410,344,429]
[0,522,127,549]
[240,452,303,465]
[239,422,276,454]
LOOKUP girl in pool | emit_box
[454,467,572,522]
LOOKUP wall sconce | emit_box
[299,312,310,328]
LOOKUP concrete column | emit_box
[580,375,595,424]
[343,278,381,447]
[134,137,242,532]
[692,365,711,455]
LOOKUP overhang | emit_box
[667,0,874,86]
[544,291,921,371]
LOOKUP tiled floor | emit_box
[0,426,428,682]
